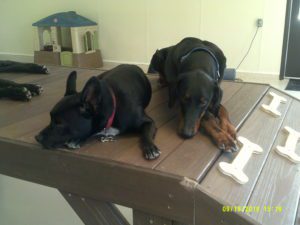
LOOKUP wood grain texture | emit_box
[200,89,292,207]
[61,192,130,225]
[222,83,269,128]
[246,99,300,225]
[133,210,172,225]
[155,83,269,181]
[0,138,194,224]
[220,81,244,103]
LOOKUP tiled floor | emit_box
[237,72,300,100]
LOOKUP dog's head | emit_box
[176,71,222,139]
[35,71,93,149]
[148,48,169,74]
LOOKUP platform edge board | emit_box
[0,137,194,224]
[0,136,266,225]
[200,88,292,207]
[246,99,300,225]
[179,177,262,225]
[61,191,130,225]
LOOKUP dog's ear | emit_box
[148,50,158,73]
[210,83,223,116]
[148,48,168,74]
[148,49,160,73]
[81,76,102,114]
[168,72,190,108]
[65,71,77,96]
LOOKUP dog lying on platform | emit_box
[0,60,48,101]
[35,64,160,160]
[148,37,237,152]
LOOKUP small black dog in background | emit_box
[0,60,48,101]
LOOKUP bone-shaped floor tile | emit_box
[276,126,300,163]
[261,92,287,117]
[218,137,263,184]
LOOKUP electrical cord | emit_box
[236,26,260,70]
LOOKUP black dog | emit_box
[148,37,236,151]
[0,61,48,101]
[35,64,160,160]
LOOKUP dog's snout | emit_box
[35,134,43,143]
[179,129,195,139]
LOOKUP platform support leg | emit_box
[133,210,189,225]
[61,191,129,225]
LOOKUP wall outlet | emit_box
[257,18,263,27]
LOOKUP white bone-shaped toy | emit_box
[219,137,263,184]
[276,126,300,163]
[261,92,287,117]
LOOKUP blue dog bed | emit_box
[223,68,236,80]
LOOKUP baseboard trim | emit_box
[103,59,149,66]
[237,69,279,76]
[0,53,280,76]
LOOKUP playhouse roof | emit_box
[32,11,97,27]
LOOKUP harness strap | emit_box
[180,47,220,80]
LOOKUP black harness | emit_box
[180,47,220,81]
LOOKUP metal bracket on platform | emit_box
[261,92,287,117]
[276,126,300,163]
[218,137,263,184]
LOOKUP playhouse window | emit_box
[84,31,94,52]
[42,29,52,51]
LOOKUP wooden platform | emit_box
[0,66,299,225]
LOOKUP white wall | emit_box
[0,174,133,225]
[0,0,287,74]
[0,174,84,225]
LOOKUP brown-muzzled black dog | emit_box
[148,37,236,152]
[36,64,160,160]
[0,60,47,101]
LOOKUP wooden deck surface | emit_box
[0,66,299,225]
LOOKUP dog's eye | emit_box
[80,104,92,118]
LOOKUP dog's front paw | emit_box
[9,87,32,101]
[221,120,237,140]
[142,143,161,160]
[215,131,237,153]
[41,65,49,74]
[22,84,43,96]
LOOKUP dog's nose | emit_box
[179,130,195,139]
[35,134,43,143]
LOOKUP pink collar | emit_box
[105,87,116,129]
